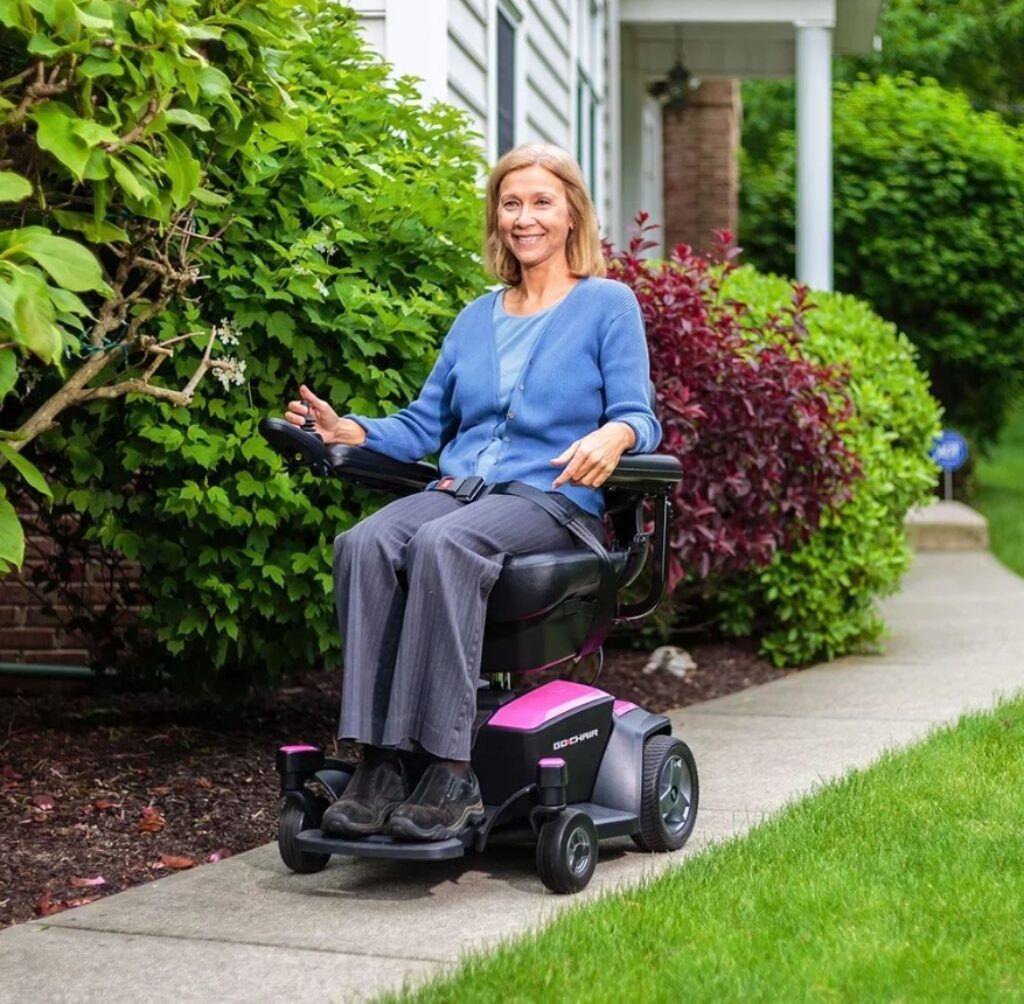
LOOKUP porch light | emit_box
[664,59,693,113]
[648,25,695,114]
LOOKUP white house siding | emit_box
[351,0,615,237]
[447,0,489,142]
[348,0,385,51]
[523,1,573,148]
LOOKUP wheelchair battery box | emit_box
[473,683,614,805]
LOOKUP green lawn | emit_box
[390,698,1024,1004]
[975,405,1024,577]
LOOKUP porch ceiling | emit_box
[622,21,800,79]
[619,0,883,78]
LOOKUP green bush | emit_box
[842,0,1024,120]
[740,75,1024,447]
[10,2,488,686]
[714,266,941,666]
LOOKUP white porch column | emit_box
[607,0,623,247]
[795,20,833,291]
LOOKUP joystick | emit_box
[301,387,322,442]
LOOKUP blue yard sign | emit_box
[931,430,969,472]
[931,430,968,500]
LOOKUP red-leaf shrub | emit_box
[606,217,860,588]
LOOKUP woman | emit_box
[284,144,660,842]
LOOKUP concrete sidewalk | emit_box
[2,551,1022,1004]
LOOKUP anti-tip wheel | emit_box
[631,734,698,853]
[536,809,598,894]
[278,799,330,874]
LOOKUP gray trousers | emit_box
[333,490,595,760]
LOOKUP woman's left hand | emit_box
[551,422,637,489]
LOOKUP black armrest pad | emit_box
[258,418,438,495]
[259,417,328,465]
[325,445,438,494]
[604,453,682,490]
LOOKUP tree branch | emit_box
[2,327,232,463]
[5,348,117,452]
[1,206,225,465]
[7,62,69,127]
[79,330,231,406]
[104,98,160,153]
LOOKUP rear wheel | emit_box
[536,810,598,894]
[278,799,330,874]
[632,735,698,852]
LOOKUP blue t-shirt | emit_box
[474,294,561,480]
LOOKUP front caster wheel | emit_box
[632,735,698,852]
[536,810,598,894]
[278,799,330,874]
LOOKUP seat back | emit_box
[479,458,680,676]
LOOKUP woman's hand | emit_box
[550,421,636,489]
[284,385,367,446]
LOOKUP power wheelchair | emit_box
[259,416,698,894]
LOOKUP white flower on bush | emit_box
[212,318,240,346]
[213,356,246,391]
[312,225,337,256]
[313,277,330,297]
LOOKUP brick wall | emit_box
[0,533,141,668]
[662,79,741,254]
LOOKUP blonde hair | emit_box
[484,143,606,285]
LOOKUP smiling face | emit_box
[497,164,574,274]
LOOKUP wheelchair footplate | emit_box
[292,805,502,862]
[294,826,475,861]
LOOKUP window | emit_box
[496,8,516,156]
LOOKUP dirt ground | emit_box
[0,640,787,929]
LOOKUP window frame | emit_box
[574,0,605,201]
[491,0,525,162]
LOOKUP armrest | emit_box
[604,454,681,621]
[324,444,438,495]
[258,418,438,496]
[259,417,329,466]
[604,453,682,492]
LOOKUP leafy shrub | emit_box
[0,0,321,569]
[740,75,1024,447]
[717,266,941,665]
[5,1,488,685]
[607,221,860,592]
[842,0,1024,121]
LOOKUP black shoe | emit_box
[386,764,485,842]
[321,756,409,837]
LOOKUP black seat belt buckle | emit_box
[455,476,486,502]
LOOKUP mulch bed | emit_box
[0,640,786,930]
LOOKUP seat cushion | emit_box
[486,549,626,623]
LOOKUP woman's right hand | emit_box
[284,385,366,446]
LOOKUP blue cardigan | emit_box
[348,277,661,516]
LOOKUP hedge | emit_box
[716,266,941,665]
[6,1,489,686]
